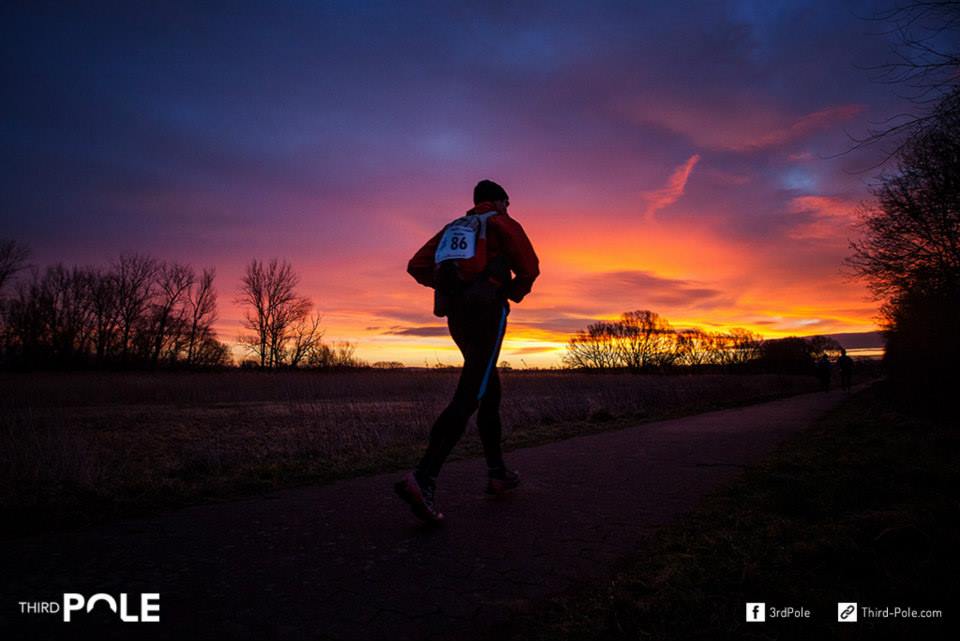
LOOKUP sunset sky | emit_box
[2,1,914,366]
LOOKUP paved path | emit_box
[1,388,854,639]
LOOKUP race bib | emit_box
[435,222,477,262]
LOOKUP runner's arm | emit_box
[407,230,443,288]
[499,217,540,303]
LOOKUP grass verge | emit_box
[497,381,957,640]
[1,376,828,539]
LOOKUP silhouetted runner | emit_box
[838,348,854,391]
[816,354,832,391]
[396,180,540,522]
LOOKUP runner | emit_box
[837,348,854,391]
[395,180,540,522]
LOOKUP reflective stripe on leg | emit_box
[477,304,508,401]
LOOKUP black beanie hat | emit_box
[473,179,509,205]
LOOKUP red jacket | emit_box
[407,201,540,303]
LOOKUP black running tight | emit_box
[416,299,508,478]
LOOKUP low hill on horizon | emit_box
[824,331,884,350]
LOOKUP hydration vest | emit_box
[433,211,499,294]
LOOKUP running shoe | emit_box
[486,467,521,495]
[394,472,444,523]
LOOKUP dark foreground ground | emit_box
[500,381,957,640]
[0,386,881,640]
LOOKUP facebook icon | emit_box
[746,602,766,622]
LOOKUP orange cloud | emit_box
[788,194,861,241]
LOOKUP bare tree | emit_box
[304,339,364,368]
[4,270,44,362]
[848,89,960,329]
[722,328,764,365]
[617,310,676,370]
[237,260,268,367]
[185,268,218,366]
[268,296,311,368]
[112,255,158,363]
[330,340,363,367]
[47,265,95,362]
[0,239,30,295]
[236,258,312,368]
[563,321,623,370]
[192,336,232,367]
[146,262,194,366]
[848,1,959,160]
[675,328,714,366]
[287,312,324,367]
[2,264,95,365]
[564,311,766,372]
[88,267,119,364]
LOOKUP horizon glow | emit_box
[1,2,905,367]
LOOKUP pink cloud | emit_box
[788,194,861,241]
[623,94,864,152]
[641,154,700,220]
[750,105,864,150]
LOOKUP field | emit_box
[0,369,822,536]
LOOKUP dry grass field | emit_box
[0,369,820,535]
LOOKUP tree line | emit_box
[0,245,362,370]
[847,3,959,403]
[0,251,226,368]
[563,309,841,373]
[848,91,959,398]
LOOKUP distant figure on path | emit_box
[816,354,832,392]
[837,348,854,391]
[396,180,540,522]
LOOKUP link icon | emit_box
[838,603,858,622]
